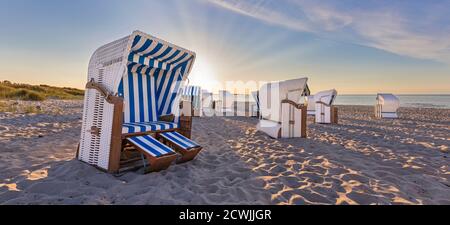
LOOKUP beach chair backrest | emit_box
[118,65,159,123]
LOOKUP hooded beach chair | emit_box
[78,30,201,173]
[306,95,315,116]
[251,91,260,118]
[215,90,234,116]
[201,90,214,116]
[256,78,310,138]
[314,89,338,124]
[181,85,202,117]
[375,93,400,118]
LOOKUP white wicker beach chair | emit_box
[306,95,315,116]
[215,90,234,116]
[78,30,200,173]
[251,91,260,118]
[201,90,214,116]
[314,89,338,124]
[256,78,310,138]
[375,93,400,118]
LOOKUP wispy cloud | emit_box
[207,0,450,63]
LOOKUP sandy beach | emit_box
[0,100,449,205]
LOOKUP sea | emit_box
[215,94,450,109]
[334,95,450,109]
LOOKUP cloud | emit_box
[206,0,312,31]
[207,0,450,63]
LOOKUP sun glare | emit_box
[188,56,220,92]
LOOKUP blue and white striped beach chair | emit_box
[159,131,202,163]
[79,31,200,173]
[126,135,177,172]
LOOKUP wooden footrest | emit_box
[126,135,177,172]
[158,132,203,164]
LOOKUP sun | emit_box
[187,56,220,92]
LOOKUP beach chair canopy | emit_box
[376,93,400,112]
[113,31,195,124]
[202,90,212,99]
[314,89,337,106]
[259,77,310,122]
[182,85,202,110]
[182,85,201,97]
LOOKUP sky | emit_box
[0,0,449,94]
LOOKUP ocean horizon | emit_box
[215,94,450,109]
[335,94,450,109]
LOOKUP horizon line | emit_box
[2,80,449,96]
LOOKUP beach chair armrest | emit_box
[159,114,175,122]
[86,78,123,104]
[281,99,305,109]
[315,101,332,107]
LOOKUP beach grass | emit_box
[0,100,43,114]
[0,80,84,101]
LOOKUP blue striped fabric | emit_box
[127,135,174,157]
[182,86,201,97]
[130,35,194,118]
[122,121,178,134]
[129,35,194,72]
[160,132,200,150]
[118,34,195,134]
[119,63,159,123]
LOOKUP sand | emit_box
[0,100,449,204]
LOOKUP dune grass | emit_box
[0,80,84,101]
